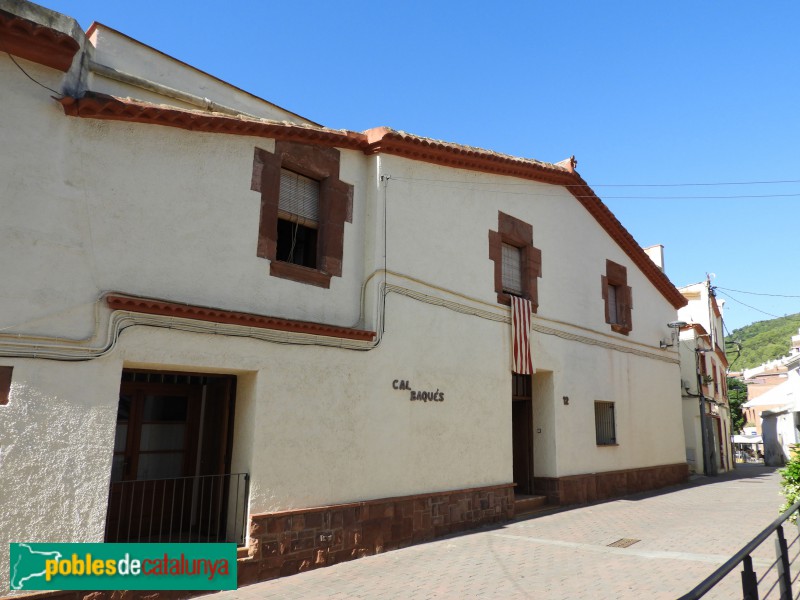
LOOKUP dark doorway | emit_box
[512,374,533,495]
[106,370,237,543]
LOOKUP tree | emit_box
[727,377,747,434]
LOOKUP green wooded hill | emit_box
[725,313,800,370]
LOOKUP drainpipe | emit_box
[88,61,260,119]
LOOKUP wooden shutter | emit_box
[621,285,633,328]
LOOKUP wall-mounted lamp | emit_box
[660,321,688,349]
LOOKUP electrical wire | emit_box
[387,177,800,200]
[714,289,800,321]
[714,286,800,299]
[5,52,62,96]
[388,175,800,190]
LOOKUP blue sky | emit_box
[45,1,800,334]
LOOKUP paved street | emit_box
[213,465,786,599]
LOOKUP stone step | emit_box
[514,494,548,516]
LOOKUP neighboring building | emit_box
[0,2,689,593]
[759,354,800,466]
[743,356,796,437]
[676,280,734,475]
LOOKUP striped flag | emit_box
[511,295,534,375]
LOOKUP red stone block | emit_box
[334,548,357,563]
[331,510,344,528]
[304,511,324,529]
[343,525,361,547]
[398,500,414,518]
[266,516,288,534]
[249,518,266,537]
[391,518,413,541]
[247,537,261,559]
[237,559,261,587]
[290,537,316,553]
[279,531,296,543]
[299,559,313,572]
[342,506,359,526]
[422,513,432,531]
[279,560,300,577]
[449,505,462,523]
[262,556,283,569]
[258,567,281,582]
[361,521,384,549]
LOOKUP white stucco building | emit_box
[750,354,800,466]
[0,1,690,593]
[676,280,734,475]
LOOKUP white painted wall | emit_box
[0,355,122,591]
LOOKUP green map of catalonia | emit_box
[10,544,62,590]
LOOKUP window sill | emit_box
[597,443,619,447]
[609,323,631,336]
[270,261,332,288]
[497,291,536,309]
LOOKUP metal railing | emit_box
[678,500,800,599]
[104,472,249,546]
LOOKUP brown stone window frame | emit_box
[0,366,12,406]
[601,259,633,335]
[252,141,353,288]
[488,212,542,308]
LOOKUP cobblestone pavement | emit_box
[212,465,787,599]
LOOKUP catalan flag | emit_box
[511,295,534,374]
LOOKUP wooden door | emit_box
[512,399,533,495]
[107,383,201,541]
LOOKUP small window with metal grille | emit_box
[501,243,523,296]
[595,401,617,445]
[276,169,319,269]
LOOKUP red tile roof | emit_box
[0,8,80,72]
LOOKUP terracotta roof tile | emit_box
[0,8,80,72]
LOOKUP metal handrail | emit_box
[677,500,800,599]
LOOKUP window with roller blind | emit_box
[276,169,320,269]
[252,142,354,288]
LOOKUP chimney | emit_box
[643,244,665,272]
